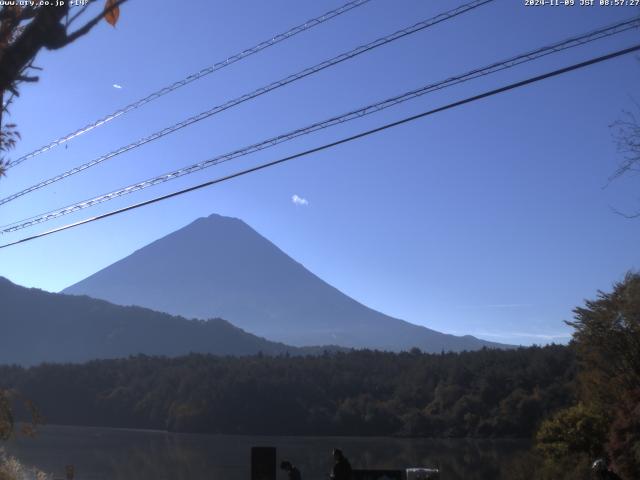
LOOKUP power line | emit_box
[0,0,495,205]
[1,43,638,250]
[4,0,373,170]
[2,17,638,232]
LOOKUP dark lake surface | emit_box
[3,425,532,480]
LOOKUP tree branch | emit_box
[66,1,94,27]
[0,0,128,93]
[61,0,128,47]
[0,5,69,92]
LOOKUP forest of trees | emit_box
[0,345,575,439]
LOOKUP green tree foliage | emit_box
[535,403,608,459]
[536,273,640,479]
[0,345,575,438]
[569,273,640,405]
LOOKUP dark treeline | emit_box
[0,345,575,438]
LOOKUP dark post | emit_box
[251,446,276,480]
[65,465,75,480]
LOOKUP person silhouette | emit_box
[330,449,352,480]
[280,460,302,480]
[592,458,622,480]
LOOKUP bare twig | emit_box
[610,205,640,219]
[66,1,95,27]
[16,74,38,82]
[63,0,128,46]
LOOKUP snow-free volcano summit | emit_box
[64,214,507,352]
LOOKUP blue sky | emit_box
[1,0,639,345]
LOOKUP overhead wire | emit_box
[1,42,639,249]
[0,0,495,205]
[2,17,638,232]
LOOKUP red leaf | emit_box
[104,0,120,27]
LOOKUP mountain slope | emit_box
[64,214,508,352]
[0,277,322,365]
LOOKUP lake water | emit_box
[3,425,532,480]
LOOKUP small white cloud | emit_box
[291,194,309,206]
[112,84,123,89]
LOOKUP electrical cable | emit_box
[1,42,637,249]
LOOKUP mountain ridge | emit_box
[63,213,509,352]
[0,276,338,365]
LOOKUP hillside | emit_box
[0,277,323,365]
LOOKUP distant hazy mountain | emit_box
[0,277,327,365]
[64,214,508,352]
